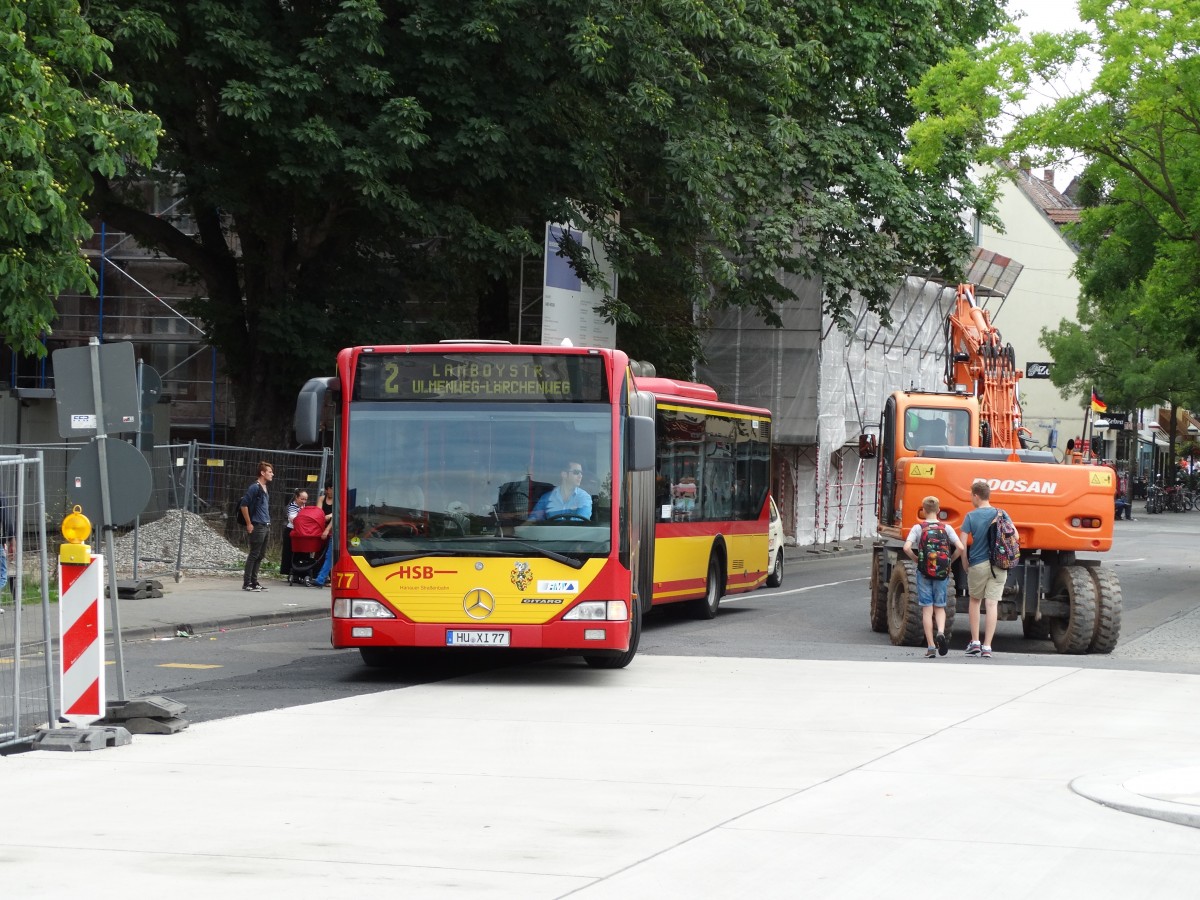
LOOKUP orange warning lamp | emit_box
[61,505,92,563]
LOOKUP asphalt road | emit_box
[119,514,1200,724]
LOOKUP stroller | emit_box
[288,505,328,585]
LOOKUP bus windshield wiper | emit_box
[367,542,584,570]
[366,550,504,567]
[491,538,585,569]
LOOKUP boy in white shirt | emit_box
[903,496,964,658]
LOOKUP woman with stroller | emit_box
[289,496,330,586]
[280,488,308,580]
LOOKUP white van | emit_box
[766,496,784,587]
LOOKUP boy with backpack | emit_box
[959,479,1019,659]
[903,496,964,658]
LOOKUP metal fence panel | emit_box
[0,455,54,749]
[0,441,329,581]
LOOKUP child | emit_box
[903,496,964,658]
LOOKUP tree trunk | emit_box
[231,364,296,450]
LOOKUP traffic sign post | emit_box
[52,338,153,702]
[51,341,140,439]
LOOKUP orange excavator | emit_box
[865,284,1121,654]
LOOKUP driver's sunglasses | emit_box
[568,468,583,475]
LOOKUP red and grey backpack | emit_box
[988,509,1020,574]
[918,522,952,580]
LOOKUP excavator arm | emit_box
[944,283,1027,451]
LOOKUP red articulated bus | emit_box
[294,342,773,669]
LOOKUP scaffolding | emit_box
[1,188,234,444]
[698,248,1024,548]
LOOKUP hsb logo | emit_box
[395,565,435,579]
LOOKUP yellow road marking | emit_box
[157,663,223,670]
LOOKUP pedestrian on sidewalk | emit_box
[311,484,334,588]
[239,461,274,592]
[902,495,963,658]
[280,487,308,580]
[959,479,1006,659]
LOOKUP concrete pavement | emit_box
[4,544,1200,897]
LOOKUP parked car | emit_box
[766,496,784,587]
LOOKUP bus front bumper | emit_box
[331,617,632,652]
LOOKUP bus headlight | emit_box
[563,601,628,621]
[333,598,397,619]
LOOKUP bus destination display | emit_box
[355,353,608,402]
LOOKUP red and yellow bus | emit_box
[294,343,773,669]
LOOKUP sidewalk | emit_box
[110,572,332,641]
[5,548,1200,897]
[15,570,331,643]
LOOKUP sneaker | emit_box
[981,645,993,658]
[242,585,261,592]
[965,640,982,657]
[935,632,948,656]
[924,647,937,658]
[253,583,269,592]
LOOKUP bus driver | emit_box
[529,460,593,521]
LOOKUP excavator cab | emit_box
[876,392,980,530]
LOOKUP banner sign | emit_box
[1025,362,1052,379]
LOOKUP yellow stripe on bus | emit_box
[656,402,768,421]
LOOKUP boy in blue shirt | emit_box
[959,480,1007,658]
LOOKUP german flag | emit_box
[1091,387,1107,414]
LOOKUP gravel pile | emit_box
[110,509,246,577]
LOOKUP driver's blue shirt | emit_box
[530,486,592,521]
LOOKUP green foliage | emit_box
[0,0,158,356]
[915,0,1200,419]
[82,0,1004,443]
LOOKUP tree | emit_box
[1041,173,1200,481]
[0,0,158,356]
[912,0,1200,479]
[84,0,1005,445]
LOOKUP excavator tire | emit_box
[887,560,923,647]
[1086,567,1123,654]
[1049,565,1097,654]
[869,550,888,633]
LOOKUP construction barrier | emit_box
[59,523,105,726]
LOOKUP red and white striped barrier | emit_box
[59,554,105,725]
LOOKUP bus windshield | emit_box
[345,403,613,563]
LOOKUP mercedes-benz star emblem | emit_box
[464,588,495,620]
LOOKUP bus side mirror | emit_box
[295,377,336,445]
[858,434,877,459]
[627,415,655,471]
